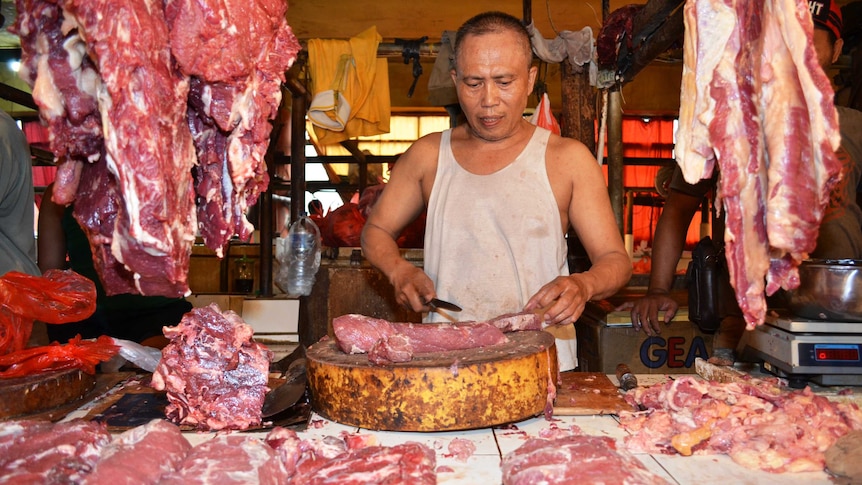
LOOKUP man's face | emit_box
[450,30,537,142]
[812,28,842,71]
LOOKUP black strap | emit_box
[395,36,427,98]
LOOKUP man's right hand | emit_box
[388,260,436,313]
[616,291,679,336]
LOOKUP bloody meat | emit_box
[332,313,510,365]
[620,376,862,473]
[150,303,272,431]
[84,419,192,484]
[675,0,842,327]
[501,434,669,485]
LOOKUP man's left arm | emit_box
[525,139,632,325]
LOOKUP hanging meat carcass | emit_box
[675,0,842,327]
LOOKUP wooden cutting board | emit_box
[553,372,636,415]
[0,369,96,419]
[307,330,558,432]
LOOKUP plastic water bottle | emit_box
[284,212,321,296]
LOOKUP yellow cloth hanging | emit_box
[307,26,391,145]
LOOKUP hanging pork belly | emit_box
[675,0,842,327]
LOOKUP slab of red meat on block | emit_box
[501,434,669,485]
[0,419,110,483]
[676,0,842,327]
[167,0,301,257]
[11,0,103,205]
[620,376,862,473]
[150,303,273,431]
[159,435,288,484]
[332,313,509,364]
[84,419,192,484]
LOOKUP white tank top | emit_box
[424,127,577,370]
[424,127,569,321]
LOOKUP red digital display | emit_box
[815,348,860,361]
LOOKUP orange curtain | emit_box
[600,118,703,250]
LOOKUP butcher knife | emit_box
[426,298,462,312]
[270,344,306,375]
[262,358,307,418]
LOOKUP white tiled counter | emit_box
[281,412,834,485]
[60,374,843,484]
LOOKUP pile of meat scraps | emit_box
[676,0,842,327]
[619,376,862,473]
[0,418,437,484]
[11,0,301,297]
[151,303,272,431]
[332,312,542,365]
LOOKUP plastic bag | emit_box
[0,270,97,355]
[0,335,118,378]
[105,338,162,373]
[529,92,561,135]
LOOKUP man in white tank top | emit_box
[361,11,631,371]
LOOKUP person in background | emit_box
[623,0,862,361]
[38,182,192,348]
[361,11,632,371]
[0,109,39,278]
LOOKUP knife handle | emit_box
[615,363,638,391]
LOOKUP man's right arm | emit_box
[361,136,438,312]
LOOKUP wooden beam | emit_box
[616,0,685,84]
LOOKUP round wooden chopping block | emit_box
[0,369,96,419]
[306,330,557,431]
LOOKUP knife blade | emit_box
[427,297,462,312]
[262,358,307,418]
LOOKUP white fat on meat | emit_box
[676,0,842,326]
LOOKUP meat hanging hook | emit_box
[395,36,428,98]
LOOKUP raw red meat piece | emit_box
[84,419,192,484]
[620,376,862,473]
[167,0,301,257]
[150,303,272,431]
[501,434,669,485]
[63,0,199,297]
[10,0,102,205]
[332,314,509,364]
[676,0,842,327]
[13,0,301,294]
[0,419,110,483]
[160,435,288,484]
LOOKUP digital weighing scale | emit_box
[740,313,862,388]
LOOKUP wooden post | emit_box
[607,87,624,231]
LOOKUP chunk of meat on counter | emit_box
[501,434,669,485]
[332,314,509,364]
[160,434,288,485]
[620,376,862,473]
[83,419,191,484]
[0,419,110,483]
[150,303,272,431]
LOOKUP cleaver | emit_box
[262,358,307,418]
